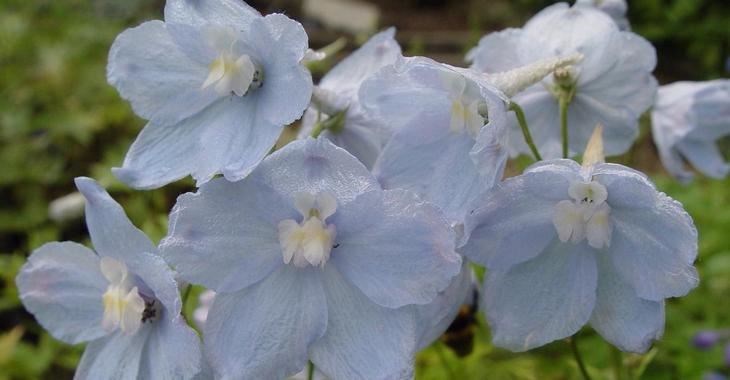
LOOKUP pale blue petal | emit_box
[590,253,664,353]
[161,177,292,293]
[113,97,284,188]
[591,163,658,209]
[164,0,261,28]
[461,159,581,268]
[75,327,152,380]
[320,27,401,99]
[204,265,326,380]
[331,189,461,308]
[16,242,107,345]
[246,14,312,126]
[310,267,416,380]
[568,92,642,156]
[466,28,539,73]
[415,265,476,350]
[485,240,598,352]
[138,318,203,380]
[608,193,698,301]
[107,20,217,126]
[74,177,156,264]
[676,139,730,179]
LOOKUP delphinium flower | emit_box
[467,2,657,159]
[460,128,698,352]
[692,329,730,378]
[575,0,630,30]
[108,0,313,189]
[360,56,510,224]
[651,80,730,182]
[160,138,462,379]
[16,177,202,378]
[298,28,402,168]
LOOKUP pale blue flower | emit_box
[160,138,462,379]
[108,0,313,189]
[16,177,202,379]
[298,28,402,168]
[575,0,630,30]
[360,56,510,223]
[461,159,698,352]
[467,2,656,159]
[651,80,730,182]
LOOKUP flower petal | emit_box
[484,239,598,351]
[107,20,217,126]
[137,318,203,379]
[310,267,416,380]
[74,177,156,262]
[75,328,152,380]
[203,265,326,379]
[331,189,461,308]
[161,177,292,293]
[589,253,664,353]
[466,28,536,73]
[164,0,261,28]
[16,242,108,344]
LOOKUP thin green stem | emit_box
[610,346,626,380]
[310,120,326,138]
[569,336,592,380]
[434,343,456,379]
[509,101,542,161]
[307,361,315,380]
[182,285,193,306]
[559,95,569,158]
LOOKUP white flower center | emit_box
[201,26,260,97]
[552,180,612,249]
[100,257,145,335]
[443,73,487,137]
[278,192,337,268]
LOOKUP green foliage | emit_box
[0,0,728,379]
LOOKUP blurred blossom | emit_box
[17,178,202,379]
[108,0,313,189]
[651,80,730,182]
[575,0,630,30]
[468,2,656,159]
[160,138,461,379]
[725,343,730,367]
[48,191,85,222]
[460,130,698,352]
[704,372,729,380]
[298,28,402,168]
[192,289,216,330]
[694,330,721,350]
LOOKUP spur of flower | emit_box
[460,128,698,352]
[651,79,730,182]
[16,177,202,379]
[298,28,402,168]
[360,56,510,223]
[467,2,656,159]
[108,0,313,189]
[160,138,462,379]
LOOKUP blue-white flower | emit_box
[467,2,656,159]
[160,138,462,379]
[575,0,630,30]
[108,0,313,189]
[360,57,510,224]
[16,177,202,379]
[298,28,402,168]
[460,131,698,352]
[651,80,730,182]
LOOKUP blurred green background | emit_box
[0,0,728,379]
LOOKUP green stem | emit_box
[559,95,569,158]
[570,336,592,380]
[509,101,542,161]
[307,361,315,380]
[434,342,456,379]
[182,285,193,306]
[310,120,326,138]
[610,346,625,380]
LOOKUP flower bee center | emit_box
[201,26,262,97]
[99,257,147,335]
[552,180,612,249]
[278,192,338,268]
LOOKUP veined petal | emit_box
[485,239,598,352]
[107,21,217,126]
[164,0,261,28]
[331,189,461,308]
[203,265,326,379]
[138,318,203,380]
[16,242,108,344]
[310,267,416,380]
[590,253,664,353]
[74,327,152,380]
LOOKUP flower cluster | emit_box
[16,0,728,379]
